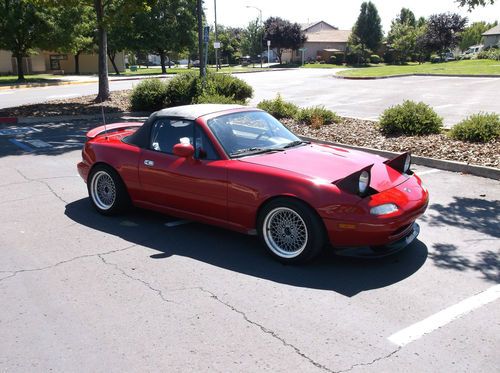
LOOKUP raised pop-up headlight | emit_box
[334,164,373,197]
[370,203,399,215]
[384,152,412,174]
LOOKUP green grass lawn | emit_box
[0,74,64,85]
[336,59,500,77]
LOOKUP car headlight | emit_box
[359,170,370,195]
[370,203,399,215]
[404,153,411,173]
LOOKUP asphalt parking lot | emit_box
[1,119,499,372]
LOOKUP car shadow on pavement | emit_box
[65,198,428,297]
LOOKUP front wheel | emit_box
[88,165,130,215]
[258,198,326,263]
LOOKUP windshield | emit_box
[207,111,302,157]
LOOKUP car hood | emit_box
[239,143,409,192]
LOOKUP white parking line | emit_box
[416,169,441,176]
[388,284,500,347]
[0,91,15,95]
[165,220,191,227]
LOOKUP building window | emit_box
[49,55,67,70]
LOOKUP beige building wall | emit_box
[298,42,347,62]
[483,35,500,48]
[30,53,46,72]
[56,52,125,74]
[0,50,14,74]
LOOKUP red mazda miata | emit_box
[78,104,428,263]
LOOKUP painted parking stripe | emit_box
[416,169,441,176]
[9,139,33,152]
[388,284,500,347]
[165,220,191,227]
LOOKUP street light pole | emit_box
[246,5,263,67]
[214,0,218,71]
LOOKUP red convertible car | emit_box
[78,104,428,263]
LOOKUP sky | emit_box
[204,0,500,33]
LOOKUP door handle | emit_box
[144,159,154,167]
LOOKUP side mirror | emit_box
[173,143,195,158]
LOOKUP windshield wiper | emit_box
[230,147,285,157]
[282,140,310,149]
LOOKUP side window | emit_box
[150,118,193,154]
[194,126,219,160]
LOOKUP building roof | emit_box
[305,29,351,43]
[482,24,500,36]
[301,21,337,31]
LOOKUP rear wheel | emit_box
[258,198,326,263]
[88,164,130,215]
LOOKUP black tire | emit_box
[257,198,326,264]
[87,164,130,215]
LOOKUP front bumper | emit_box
[333,222,420,258]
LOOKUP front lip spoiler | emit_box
[333,223,420,258]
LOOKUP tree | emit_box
[208,25,242,65]
[459,21,498,50]
[263,17,306,64]
[388,23,418,64]
[240,19,263,59]
[395,8,416,27]
[39,0,153,101]
[49,5,96,75]
[133,0,197,74]
[352,1,383,58]
[456,0,495,10]
[0,1,54,80]
[424,13,467,57]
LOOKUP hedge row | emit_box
[130,72,253,112]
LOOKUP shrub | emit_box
[257,94,299,119]
[335,54,345,65]
[370,54,381,64]
[379,100,443,136]
[130,78,169,112]
[165,72,253,107]
[450,113,500,142]
[206,73,253,102]
[196,93,245,105]
[165,72,201,106]
[295,106,340,126]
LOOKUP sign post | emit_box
[267,40,271,68]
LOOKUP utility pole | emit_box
[197,0,205,78]
[214,0,218,71]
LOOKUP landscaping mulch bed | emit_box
[2,90,498,168]
[0,90,131,117]
[284,118,499,169]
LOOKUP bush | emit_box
[130,78,169,112]
[477,49,500,60]
[379,100,443,136]
[206,73,253,102]
[165,72,253,107]
[383,50,396,64]
[295,106,340,126]
[450,113,500,142]
[165,72,201,106]
[257,94,299,119]
[196,93,245,105]
[334,54,345,65]
[370,54,381,64]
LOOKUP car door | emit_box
[138,117,228,222]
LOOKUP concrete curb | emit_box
[299,135,500,181]
[0,75,175,91]
[334,73,500,80]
